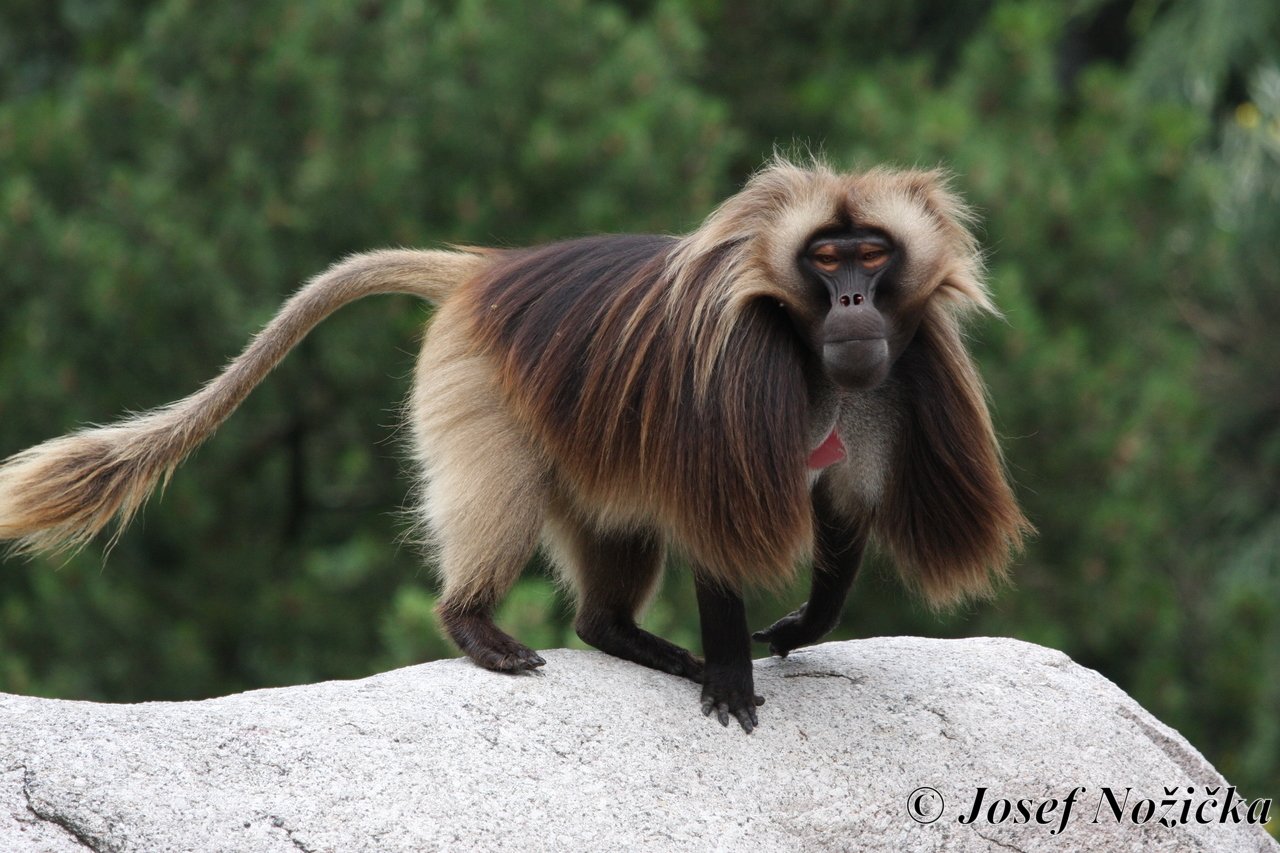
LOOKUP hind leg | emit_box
[546,514,703,683]
[411,311,550,672]
[426,452,549,671]
[423,435,549,672]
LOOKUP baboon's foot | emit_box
[576,615,703,683]
[439,604,545,672]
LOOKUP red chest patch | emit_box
[806,428,846,470]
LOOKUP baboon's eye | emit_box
[858,244,889,270]
[811,246,840,272]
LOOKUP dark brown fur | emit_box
[875,303,1028,604]
[464,234,813,589]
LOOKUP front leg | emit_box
[694,572,763,733]
[753,478,868,657]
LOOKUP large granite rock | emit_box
[1,637,1274,852]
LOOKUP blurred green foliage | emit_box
[0,0,1276,802]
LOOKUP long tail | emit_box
[0,248,489,556]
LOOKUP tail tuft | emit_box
[0,420,185,557]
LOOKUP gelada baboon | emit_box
[0,159,1029,732]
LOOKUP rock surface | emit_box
[0,637,1274,852]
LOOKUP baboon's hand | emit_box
[700,664,764,734]
[752,603,832,658]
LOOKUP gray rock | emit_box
[0,637,1274,852]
